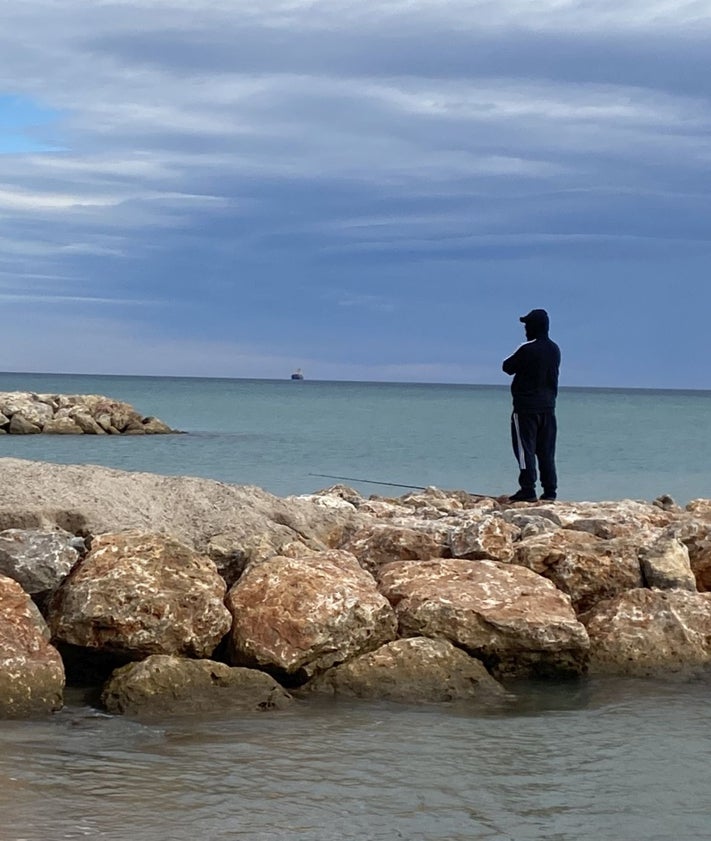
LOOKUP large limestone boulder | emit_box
[0,393,54,427]
[42,417,83,434]
[0,529,82,601]
[0,458,362,557]
[514,530,643,613]
[303,636,509,704]
[582,589,711,676]
[226,550,397,679]
[339,524,444,575]
[377,558,589,678]
[531,500,677,536]
[48,532,231,659]
[0,575,65,717]
[639,535,696,591]
[101,655,292,717]
[448,513,519,562]
[9,414,41,434]
[673,517,711,592]
[207,528,326,587]
[60,408,106,434]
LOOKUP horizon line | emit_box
[0,369,709,395]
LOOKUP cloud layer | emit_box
[0,0,710,385]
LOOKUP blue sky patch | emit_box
[0,94,62,153]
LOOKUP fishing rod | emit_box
[308,472,427,490]
[308,472,500,500]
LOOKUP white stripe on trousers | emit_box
[513,412,526,470]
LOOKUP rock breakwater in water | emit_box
[0,392,177,434]
[1,457,710,719]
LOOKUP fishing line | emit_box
[308,472,427,490]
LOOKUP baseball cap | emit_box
[519,309,549,324]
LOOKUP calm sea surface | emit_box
[1,372,710,841]
[0,371,709,503]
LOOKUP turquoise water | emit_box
[1,372,711,840]
[0,371,709,503]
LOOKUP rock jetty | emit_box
[1,457,710,719]
[0,392,176,434]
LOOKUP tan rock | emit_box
[67,410,106,434]
[101,654,292,716]
[0,458,363,559]
[531,500,676,536]
[448,513,519,562]
[8,414,41,434]
[303,636,508,704]
[95,412,115,432]
[514,530,643,613]
[48,531,231,658]
[141,417,175,434]
[122,419,147,434]
[110,407,141,432]
[581,588,711,676]
[226,550,397,678]
[0,392,175,436]
[686,499,711,519]
[207,530,319,587]
[310,484,365,508]
[294,491,358,514]
[0,575,65,717]
[639,535,696,591]
[377,558,589,678]
[340,524,444,575]
[55,393,107,412]
[370,489,498,522]
[674,518,711,592]
[0,393,54,427]
[502,511,560,539]
[42,417,83,434]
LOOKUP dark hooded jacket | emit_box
[502,311,560,412]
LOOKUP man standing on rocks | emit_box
[502,309,560,502]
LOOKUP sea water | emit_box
[1,372,710,841]
[0,371,709,503]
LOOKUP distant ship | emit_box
[290,368,304,380]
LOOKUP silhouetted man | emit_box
[502,309,560,502]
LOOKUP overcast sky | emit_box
[1,0,710,388]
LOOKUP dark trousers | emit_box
[511,411,557,495]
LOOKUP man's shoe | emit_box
[539,493,557,501]
[508,490,537,503]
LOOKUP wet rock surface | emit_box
[303,636,509,703]
[101,654,292,716]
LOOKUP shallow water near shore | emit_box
[2,677,710,841]
[2,372,711,840]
